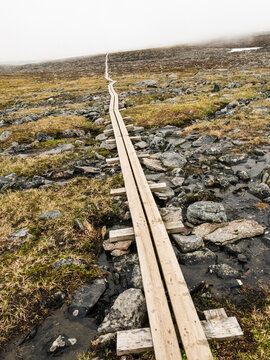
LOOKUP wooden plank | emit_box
[204,308,228,321]
[117,317,243,355]
[111,86,213,359]
[110,182,167,196]
[106,153,150,164]
[109,221,185,242]
[104,124,133,136]
[105,55,182,360]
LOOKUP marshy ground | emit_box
[0,34,270,359]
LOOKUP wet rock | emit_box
[224,244,242,256]
[178,248,216,265]
[62,129,86,138]
[219,154,248,165]
[98,288,146,333]
[113,254,141,289]
[36,132,54,142]
[248,182,270,199]
[195,219,265,245]
[69,279,106,318]
[142,158,166,172]
[209,264,239,279]
[187,201,227,225]
[193,134,217,147]
[0,130,12,141]
[135,79,157,87]
[160,152,187,168]
[49,335,77,354]
[53,258,82,268]
[39,209,63,219]
[172,234,203,253]
[237,254,248,263]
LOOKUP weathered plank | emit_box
[110,182,167,196]
[106,153,150,164]
[106,135,141,144]
[109,221,185,242]
[117,314,243,355]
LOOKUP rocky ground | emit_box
[0,35,270,360]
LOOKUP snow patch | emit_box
[229,47,261,53]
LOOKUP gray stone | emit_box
[142,158,166,172]
[160,207,183,223]
[248,182,270,199]
[129,264,143,289]
[98,288,146,333]
[62,129,86,138]
[161,152,187,168]
[178,248,216,265]
[134,141,148,149]
[209,264,239,279]
[236,170,250,181]
[172,234,203,253]
[49,335,77,353]
[219,154,248,165]
[69,279,106,318]
[135,79,157,87]
[0,130,12,141]
[39,210,63,219]
[7,227,33,242]
[95,133,107,141]
[38,143,74,156]
[154,186,175,200]
[94,118,105,125]
[193,134,218,147]
[196,219,265,245]
[187,201,227,225]
[36,132,54,142]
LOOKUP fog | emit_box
[1,0,270,64]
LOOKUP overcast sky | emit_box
[1,0,270,64]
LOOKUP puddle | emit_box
[232,151,270,178]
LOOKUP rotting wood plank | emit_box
[109,221,185,242]
[110,182,167,196]
[109,65,213,359]
[105,55,182,360]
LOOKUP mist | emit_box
[1,0,270,64]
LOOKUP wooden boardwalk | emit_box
[105,54,213,360]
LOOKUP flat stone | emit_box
[134,141,148,149]
[219,154,248,165]
[7,227,33,242]
[74,166,100,175]
[154,187,175,200]
[171,176,185,187]
[111,249,130,257]
[172,234,203,253]
[193,134,218,147]
[68,279,106,318]
[209,264,239,279]
[200,219,265,245]
[39,210,63,219]
[178,248,216,265]
[39,143,74,156]
[160,207,183,223]
[98,288,146,333]
[248,182,270,199]
[160,152,187,168]
[103,240,132,252]
[142,158,166,172]
[187,201,227,225]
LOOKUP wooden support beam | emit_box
[104,124,134,136]
[106,153,150,165]
[117,310,243,355]
[110,182,167,196]
[109,221,185,242]
[106,136,141,145]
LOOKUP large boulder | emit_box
[187,201,227,225]
[98,288,146,333]
[248,182,270,199]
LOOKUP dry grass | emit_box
[0,176,121,348]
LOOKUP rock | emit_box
[160,152,187,168]
[168,74,178,79]
[134,141,148,149]
[193,134,218,147]
[7,227,33,242]
[219,154,248,165]
[198,219,265,245]
[103,240,132,252]
[171,176,185,187]
[95,133,107,141]
[0,130,12,141]
[129,264,143,289]
[160,207,183,223]
[39,210,63,219]
[211,83,221,92]
[62,129,86,138]
[187,201,227,225]
[236,170,250,181]
[224,244,242,256]
[142,158,166,172]
[92,333,116,349]
[98,288,146,333]
[68,279,106,318]
[149,136,166,150]
[94,118,104,125]
[53,258,82,268]
[111,249,130,257]
[209,264,239,279]
[172,234,203,253]
[178,248,216,265]
[248,182,270,199]
[49,335,77,353]
[204,175,215,187]
[74,166,100,175]
[154,186,175,200]
[39,143,74,156]
[135,79,157,87]
[36,132,54,142]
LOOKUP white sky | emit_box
[0,0,270,63]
